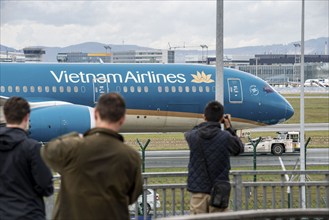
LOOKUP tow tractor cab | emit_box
[244,131,300,156]
[277,131,300,152]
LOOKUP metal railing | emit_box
[158,208,329,220]
[46,170,329,219]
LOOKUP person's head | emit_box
[204,101,224,122]
[3,96,31,129]
[94,93,126,130]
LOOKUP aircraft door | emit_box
[228,78,243,103]
[93,78,109,103]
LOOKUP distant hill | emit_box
[1,37,328,62]
[223,37,329,55]
[0,45,17,52]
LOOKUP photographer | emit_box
[185,101,244,214]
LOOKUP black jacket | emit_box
[0,127,54,220]
[185,122,244,194]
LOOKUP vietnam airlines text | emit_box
[50,70,187,84]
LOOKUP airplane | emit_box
[0,63,294,142]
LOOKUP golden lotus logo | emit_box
[191,71,214,83]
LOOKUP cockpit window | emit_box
[263,85,274,93]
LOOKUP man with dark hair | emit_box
[41,93,143,220]
[0,96,54,220]
[185,100,244,214]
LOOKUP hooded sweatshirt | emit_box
[185,122,244,193]
[0,127,53,220]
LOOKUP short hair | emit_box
[4,96,30,124]
[96,93,126,123]
[204,101,224,122]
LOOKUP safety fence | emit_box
[158,208,329,220]
[46,170,329,219]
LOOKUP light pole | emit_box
[104,45,111,54]
[255,56,259,77]
[216,0,224,104]
[293,43,301,82]
[200,45,208,64]
[104,45,112,63]
[300,0,306,209]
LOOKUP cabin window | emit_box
[165,86,169,93]
[74,86,78,93]
[30,86,35,93]
[198,86,203,93]
[158,86,162,93]
[137,86,142,93]
[185,86,190,93]
[15,86,20,93]
[66,86,71,93]
[45,86,50,93]
[0,86,5,93]
[123,86,128,93]
[171,86,176,93]
[130,86,135,93]
[37,86,42,93]
[23,86,28,93]
[52,86,57,93]
[205,86,210,93]
[59,86,64,93]
[178,86,183,93]
[192,86,197,93]
[144,86,149,93]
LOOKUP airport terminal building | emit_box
[0,47,45,62]
[239,54,329,85]
[206,54,328,85]
[56,50,175,64]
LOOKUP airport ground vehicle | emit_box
[304,78,329,87]
[129,189,161,215]
[244,131,300,156]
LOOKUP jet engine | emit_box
[29,105,94,142]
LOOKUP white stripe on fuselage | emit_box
[29,101,73,109]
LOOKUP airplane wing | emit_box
[0,96,74,124]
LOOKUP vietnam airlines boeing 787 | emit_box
[0,63,294,142]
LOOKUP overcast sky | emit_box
[1,0,328,50]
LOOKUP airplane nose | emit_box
[285,102,294,120]
[274,94,294,123]
[260,85,294,125]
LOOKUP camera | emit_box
[221,114,229,123]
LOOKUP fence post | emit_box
[325,174,329,208]
[137,139,151,219]
[45,195,54,220]
[143,176,148,220]
[248,136,262,182]
[233,173,243,211]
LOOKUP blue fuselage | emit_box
[0,63,294,141]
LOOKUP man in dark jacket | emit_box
[41,93,143,220]
[185,101,244,214]
[0,97,54,220]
